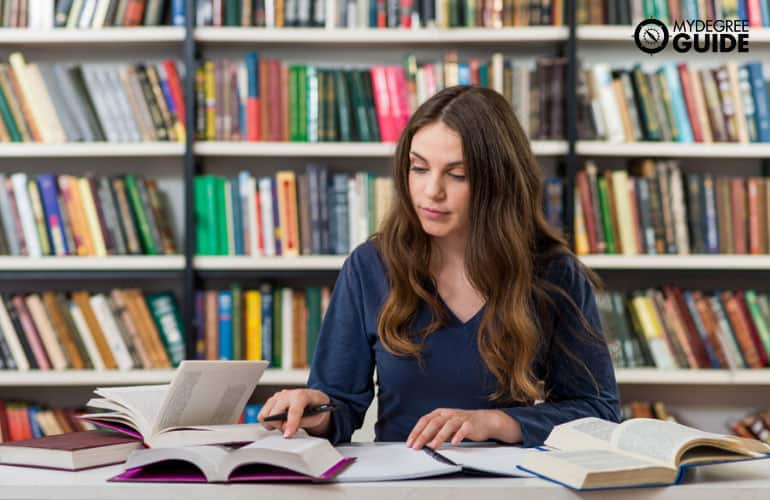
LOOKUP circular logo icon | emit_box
[634,18,669,54]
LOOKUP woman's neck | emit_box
[430,233,467,272]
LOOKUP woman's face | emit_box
[408,121,471,242]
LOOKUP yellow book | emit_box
[727,62,749,144]
[573,189,589,255]
[630,295,676,369]
[78,178,107,257]
[245,290,262,361]
[26,179,51,256]
[275,171,300,257]
[59,175,93,256]
[610,170,638,256]
[204,61,216,141]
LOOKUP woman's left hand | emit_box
[406,408,521,449]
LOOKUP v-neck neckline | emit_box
[435,291,485,327]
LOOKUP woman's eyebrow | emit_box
[409,151,464,167]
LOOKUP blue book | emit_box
[172,0,185,26]
[738,0,748,20]
[747,62,770,142]
[260,283,273,364]
[244,405,261,424]
[457,64,471,85]
[762,0,770,26]
[332,174,350,255]
[700,174,719,254]
[217,291,233,360]
[27,406,44,439]
[231,177,244,255]
[660,64,694,143]
[517,418,770,491]
[36,174,68,255]
[271,178,282,255]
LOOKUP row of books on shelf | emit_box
[195,52,563,143]
[580,0,770,27]
[598,287,770,370]
[0,0,184,28]
[0,290,185,371]
[0,173,176,257]
[574,160,770,255]
[194,168,394,256]
[621,400,677,421]
[196,0,565,28]
[0,54,185,144]
[192,284,330,369]
[0,401,93,443]
[578,62,770,144]
[732,409,770,443]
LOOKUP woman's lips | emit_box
[421,207,449,219]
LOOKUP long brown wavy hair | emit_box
[375,85,602,405]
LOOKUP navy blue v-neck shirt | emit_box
[307,241,620,446]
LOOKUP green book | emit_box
[297,65,307,142]
[124,175,157,255]
[193,177,209,255]
[0,83,21,142]
[146,291,186,367]
[306,66,319,143]
[273,286,283,369]
[305,287,321,364]
[326,71,337,142]
[231,283,243,361]
[289,66,299,142]
[334,70,352,142]
[744,291,770,358]
[224,0,240,25]
[360,70,380,142]
[597,177,616,254]
[631,65,662,141]
[346,70,371,142]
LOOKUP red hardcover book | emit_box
[124,0,146,26]
[677,64,703,142]
[735,290,770,366]
[0,430,140,470]
[163,60,186,128]
[667,287,712,368]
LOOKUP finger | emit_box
[262,398,291,431]
[257,395,277,421]
[450,421,473,445]
[428,418,464,450]
[282,400,308,438]
[411,417,446,450]
[407,415,431,448]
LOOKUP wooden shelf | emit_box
[0,369,309,386]
[195,256,346,271]
[580,255,770,270]
[0,256,185,271]
[0,27,185,44]
[615,369,770,385]
[576,141,770,158]
[195,26,569,44]
[195,140,566,157]
[0,143,184,157]
[577,25,770,43]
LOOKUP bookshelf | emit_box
[0,2,768,440]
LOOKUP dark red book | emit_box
[0,430,141,471]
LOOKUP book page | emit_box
[123,444,232,482]
[334,443,461,482]
[94,385,169,436]
[439,445,533,477]
[610,418,729,467]
[544,417,619,452]
[152,360,268,434]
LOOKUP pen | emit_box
[262,403,336,422]
[422,445,458,466]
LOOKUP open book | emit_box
[109,428,352,482]
[79,360,269,448]
[519,417,770,490]
[333,443,532,481]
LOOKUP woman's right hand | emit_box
[257,388,332,438]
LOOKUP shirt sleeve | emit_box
[306,252,376,444]
[499,257,621,447]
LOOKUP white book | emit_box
[26,63,68,143]
[590,64,625,143]
[66,0,85,28]
[0,174,21,256]
[356,173,368,246]
[91,0,113,28]
[81,64,120,142]
[335,443,532,482]
[258,177,276,257]
[114,428,347,482]
[668,161,690,255]
[246,176,260,256]
[10,173,42,257]
[106,64,142,142]
[281,288,293,369]
[0,298,30,371]
[78,178,107,257]
[224,179,235,255]
[89,294,134,370]
[78,0,98,28]
[491,53,503,95]
[8,53,54,143]
[347,175,357,251]
[265,0,275,27]
[80,360,270,448]
[69,302,106,371]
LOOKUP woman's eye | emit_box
[449,173,466,180]
[410,165,427,173]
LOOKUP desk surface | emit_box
[0,459,768,500]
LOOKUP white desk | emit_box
[0,460,768,500]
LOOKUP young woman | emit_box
[258,85,620,449]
